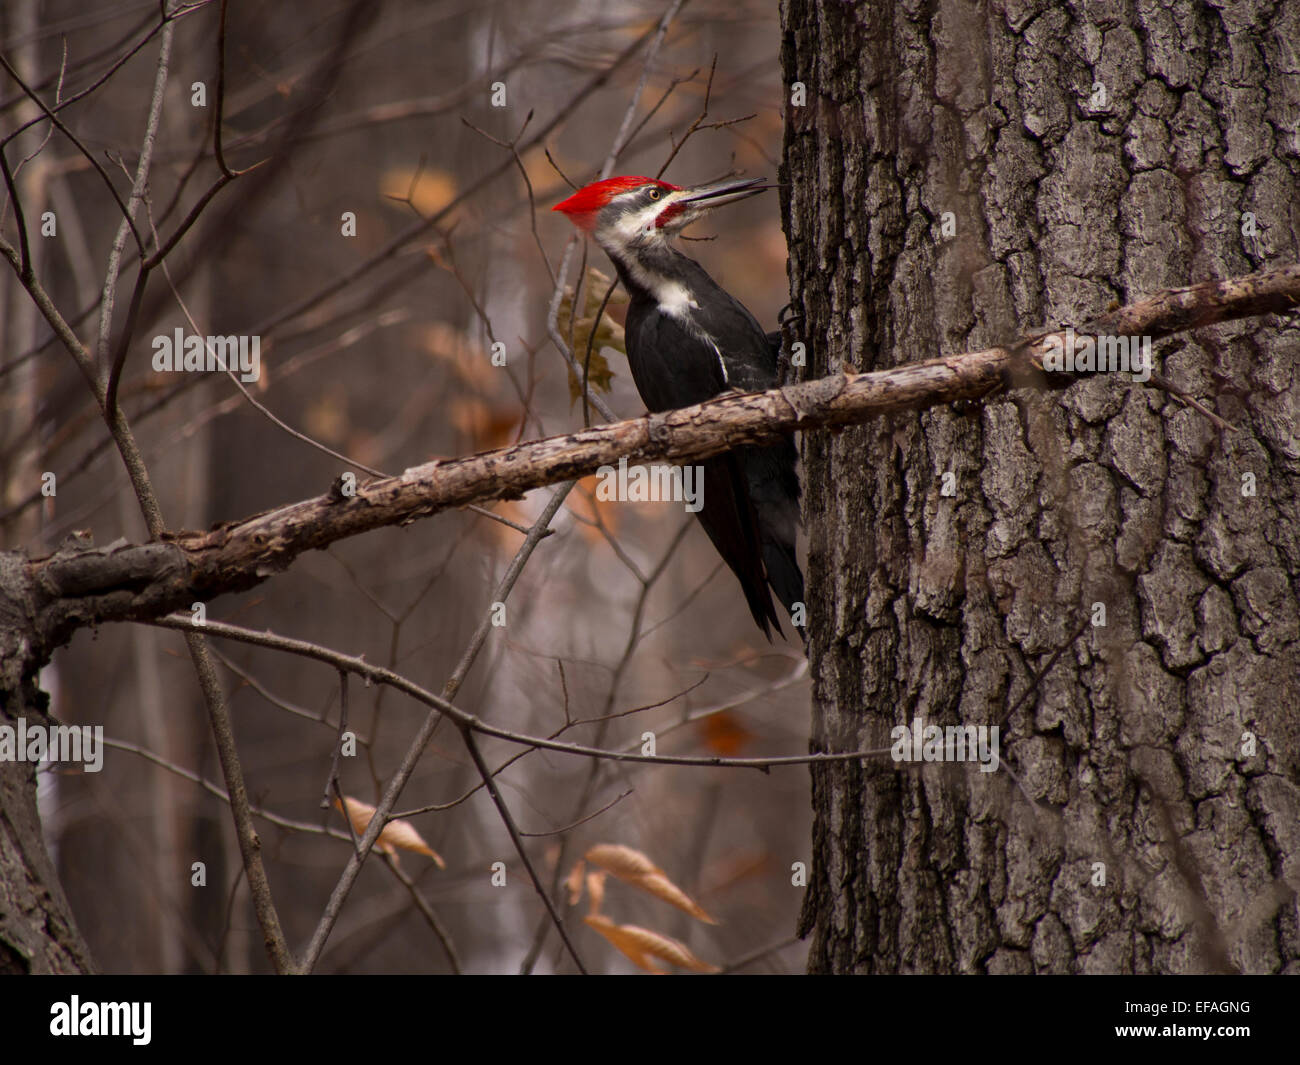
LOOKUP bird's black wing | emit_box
[744,333,804,630]
[665,267,806,636]
[624,299,782,637]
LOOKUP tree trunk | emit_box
[0,678,94,973]
[782,0,1300,973]
[0,0,94,976]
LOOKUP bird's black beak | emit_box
[674,176,768,210]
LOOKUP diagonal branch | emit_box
[9,262,1299,673]
[459,726,588,973]
[95,11,175,381]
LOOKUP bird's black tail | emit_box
[743,440,805,642]
[762,536,806,636]
[694,454,784,639]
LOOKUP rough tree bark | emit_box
[783,0,1300,972]
[0,674,92,973]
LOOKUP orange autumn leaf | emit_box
[635,872,715,923]
[334,796,446,869]
[565,859,587,907]
[583,915,718,974]
[584,915,661,973]
[584,843,716,924]
[698,709,755,757]
[586,870,607,915]
[585,842,657,877]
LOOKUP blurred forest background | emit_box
[1,0,810,973]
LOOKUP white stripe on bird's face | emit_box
[604,197,670,246]
[592,192,705,324]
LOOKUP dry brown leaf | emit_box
[557,267,627,407]
[586,870,607,916]
[578,267,630,309]
[585,844,717,924]
[632,872,716,925]
[565,349,615,404]
[334,796,446,869]
[585,843,658,878]
[583,915,718,974]
[583,915,661,973]
[565,859,586,907]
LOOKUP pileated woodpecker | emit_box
[553,175,804,640]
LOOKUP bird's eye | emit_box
[648,188,660,200]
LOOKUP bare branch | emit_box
[458,725,588,973]
[181,629,295,973]
[103,735,352,841]
[0,52,147,258]
[99,12,176,407]
[16,262,1299,660]
[144,614,897,769]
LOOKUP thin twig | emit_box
[396,675,709,819]
[998,616,1091,728]
[459,725,588,972]
[0,146,31,277]
[519,789,633,837]
[461,110,555,284]
[0,6,195,148]
[543,146,577,190]
[147,614,897,771]
[213,0,236,178]
[182,628,296,972]
[99,9,176,410]
[1147,368,1236,432]
[381,853,463,974]
[0,52,146,257]
[292,480,575,972]
[321,670,350,809]
[103,735,352,840]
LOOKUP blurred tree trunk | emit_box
[0,684,93,973]
[0,0,94,976]
[781,0,1300,973]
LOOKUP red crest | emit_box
[552,176,680,229]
